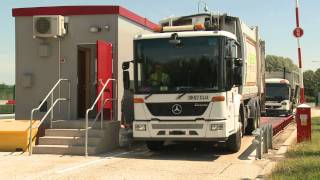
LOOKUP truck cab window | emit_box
[225,39,237,90]
[134,36,223,94]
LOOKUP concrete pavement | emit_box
[0,134,278,180]
[0,116,298,180]
[312,107,320,118]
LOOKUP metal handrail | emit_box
[85,78,117,157]
[89,98,116,130]
[29,79,71,155]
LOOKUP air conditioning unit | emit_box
[33,15,66,38]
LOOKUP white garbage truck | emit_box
[122,13,265,152]
[265,70,300,116]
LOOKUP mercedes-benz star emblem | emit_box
[172,104,182,115]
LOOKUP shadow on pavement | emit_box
[238,143,255,160]
[115,142,236,162]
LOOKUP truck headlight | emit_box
[135,124,146,131]
[281,102,287,105]
[210,124,224,131]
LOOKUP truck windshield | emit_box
[134,36,222,94]
[266,84,290,101]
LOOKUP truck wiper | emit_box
[145,92,154,100]
[176,90,189,99]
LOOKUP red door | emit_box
[97,40,113,119]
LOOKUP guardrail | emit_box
[85,78,117,157]
[252,115,294,159]
[252,124,273,159]
[29,79,71,155]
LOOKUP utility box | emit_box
[296,104,311,143]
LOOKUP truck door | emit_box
[96,40,113,120]
[226,40,237,131]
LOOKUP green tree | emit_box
[314,69,320,94]
[303,68,320,100]
[265,55,298,72]
[303,70,316,97]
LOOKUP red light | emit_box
[153,25,163,32]
[194,24,205,31]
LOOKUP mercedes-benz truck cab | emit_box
[122,13,265,152]
[265,78,292,116]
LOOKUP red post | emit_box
[296,104,311,142]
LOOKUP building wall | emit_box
[15,15,118,120]
[116,16,153,121]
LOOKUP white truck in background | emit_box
[265,70,299,116]
[122,13,265,152]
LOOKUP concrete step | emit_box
[32,145,101,155]
[33,121,120,155]
[52,120,112,129]
[38,136,102,146]
[45,129,105,138]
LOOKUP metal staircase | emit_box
[30,79,119,156]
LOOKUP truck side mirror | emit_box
[234,66,243,86]
[123,71,130,90]
[122,62,130,71]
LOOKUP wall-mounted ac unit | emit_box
[33,15,66,38]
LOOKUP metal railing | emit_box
[85,78,117,157]
[252,124,273,159]
[29,79,71,155]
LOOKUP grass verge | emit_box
[269,117,320,180]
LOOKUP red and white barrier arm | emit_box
[295,0,305,103]
[0,100,16,105]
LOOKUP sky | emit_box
[0,0,319,85]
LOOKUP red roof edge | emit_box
[12,6,157,30]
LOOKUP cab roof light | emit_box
[163,25,194,32]
[280,80,289,84]
[134,98,145,103]
[153,25,163,33]
[211,96,225,102]
[194,23,206,31]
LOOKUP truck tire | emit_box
[226,128,241,152]
[246,103,260,134]
[226,115,242,152]
[146,141,164,151]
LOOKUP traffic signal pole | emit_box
[294,0,305,103]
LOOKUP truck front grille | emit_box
[146,102,209,116]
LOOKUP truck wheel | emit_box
[246,104,260,134]
[146,141,164,151]
[226,128,241,152]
